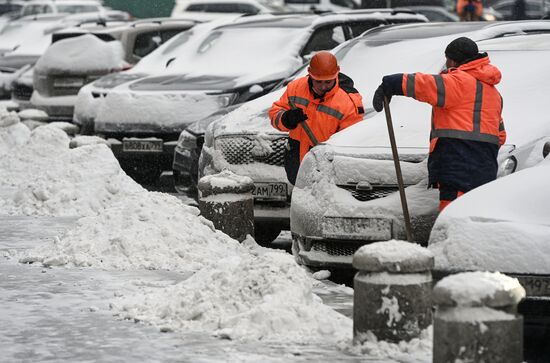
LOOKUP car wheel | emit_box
[254,223,281,246]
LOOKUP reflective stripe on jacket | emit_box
[401,55,506,153]
[269,75,364,161]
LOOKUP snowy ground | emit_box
[0,108,432,362]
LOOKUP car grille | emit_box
[216,135,287,166]
[12,83,33,101]
[311,241,361,256]
[337,185,400,202]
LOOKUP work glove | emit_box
[281,108,307,130]
[372,74,404,112]
[372,84,388,113]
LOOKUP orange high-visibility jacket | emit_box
[401,56,506,153]
[269,75,363,161]
[457,0,483,17]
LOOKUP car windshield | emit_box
[56,4,100,13]
[169,26,306,78]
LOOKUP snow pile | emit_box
[0,123,143,216]
[34,34,124,74]
[0,107,30,154]
[21,192,242,272]
[112,248,352,343]
[345,327,432,363]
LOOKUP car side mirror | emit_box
[166,57,175,67]
[248,84,263,94]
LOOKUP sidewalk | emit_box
[0,215,362,363]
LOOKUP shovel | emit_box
[383,97,413,242]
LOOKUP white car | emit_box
[171,0,287,20]
[291,29,550,269]
[428,150,550,361]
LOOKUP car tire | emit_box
[254,223,281,246]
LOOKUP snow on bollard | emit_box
[352,240,434,344]
[433,271,525,363]
[198,170,254,242]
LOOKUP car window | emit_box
[0,4,22,15]
[420,9,452,21]
[56,5,100,14]
[161,30,193,54]
[160,29,185,43]
[348,20,385,37]
[133,31,164,58]
[186,3,207,11]
[493,2,512,11]
[301,25,346,56]
[205,3,258,13]
[285,0,319,3]
[330,0,356,8]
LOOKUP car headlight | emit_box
[497,156,517,177]
[176,129,197,150]
[543,142,550,158]
[484,13,496,21]
[215,93,237,108]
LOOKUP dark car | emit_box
[489,0,550,19]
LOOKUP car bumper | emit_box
[292,233,369,269]
[30,91,77,121]
[109,139,178,183]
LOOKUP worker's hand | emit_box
[372,84,390,112]
[281,108,307,130]
[372,74,404,112]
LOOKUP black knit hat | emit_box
[445,37,479,65]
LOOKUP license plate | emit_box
[53,77,85,88]
[515,275,550,297]
[322,217,392,241]
[122,139,163,152]
[252,182,287,201]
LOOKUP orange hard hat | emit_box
[308,51,340,81]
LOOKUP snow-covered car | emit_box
[93,11,426,190]
[28,18,198,121]
[199,20,550,249]
[0,13,68,98]
[73,18,234,135]
[171,0,287,20]
[291,29,550,269]
[428,150,550,360]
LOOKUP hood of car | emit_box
[128,74,238,92]
[0,54,39,72]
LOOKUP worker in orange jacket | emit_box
[457,0,483,21]
[372,37,506,211]
[269,51,364,185]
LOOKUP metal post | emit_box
[383,97,413,242]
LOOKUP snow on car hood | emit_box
[211,88,286,138]
[429,156,550,274]
[34,34,124,74]
[94,86,230,133]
